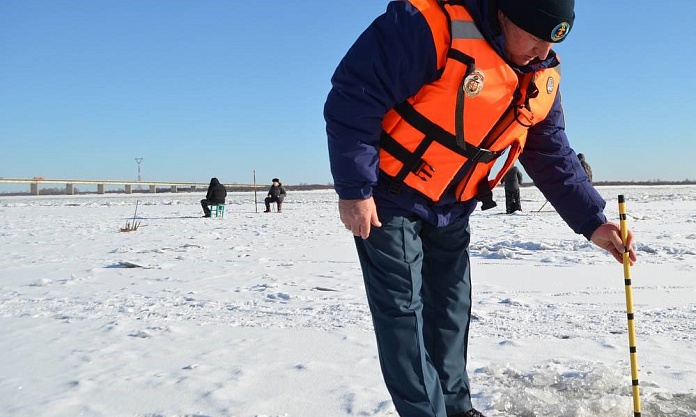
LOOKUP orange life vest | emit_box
[379,0,561,208]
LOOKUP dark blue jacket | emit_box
[324,0,606,239]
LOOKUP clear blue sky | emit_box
[2,0,695,191]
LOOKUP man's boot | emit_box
[264,202,271,213]
[277,202,282,213]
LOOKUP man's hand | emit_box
[590,222,637,265]
[338,197,382,239]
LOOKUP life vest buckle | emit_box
[413,160,435,181]
[514,105,535,127]
[470,148,498,164]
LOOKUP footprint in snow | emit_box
[266,293,291,301]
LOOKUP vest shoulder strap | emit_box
[407,0,452,70]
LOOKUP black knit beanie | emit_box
[499,0,575,43]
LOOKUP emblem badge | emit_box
[463,70,484,98]
[550,22,570,42]
[546,76,555,94]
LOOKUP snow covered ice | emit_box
[0,185,694,417]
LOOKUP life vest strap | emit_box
[392,101,500,163]
[513,72,539,127]
[381,131,436,194]
[448,48,475,67]
[382,100,501,196]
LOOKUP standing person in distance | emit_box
[324,0,637,416]
[264,178,287,213]
[503,164,523,214]
[577,153,593,183]
[200,177,226,218]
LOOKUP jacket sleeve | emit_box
[519,91,607,240]
[324,0,441,200]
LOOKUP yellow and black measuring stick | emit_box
[618,194,641,417]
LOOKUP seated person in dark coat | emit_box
[264,178,287,213]
[503,165,523,214]
[200,177,227,217]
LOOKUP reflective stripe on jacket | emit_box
[379,0,559,207]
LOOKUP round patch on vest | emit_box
[463,70,484,98]
[551,22,571,42]
[546,76,555,94]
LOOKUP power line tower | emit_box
[135,157,144,189]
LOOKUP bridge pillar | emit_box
[66,183,75,195]
[149,184,157,193]
[97,184,105,194]
[31,183,39,195]
[170,185,178,193]
[125,184,132,194]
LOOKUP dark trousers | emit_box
[354,216,473,417]
[200,199,219,216]
[264,196,284,212]
[505,188,521,214]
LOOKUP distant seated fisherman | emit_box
[201,177,227,217]
[264,178,287,213]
